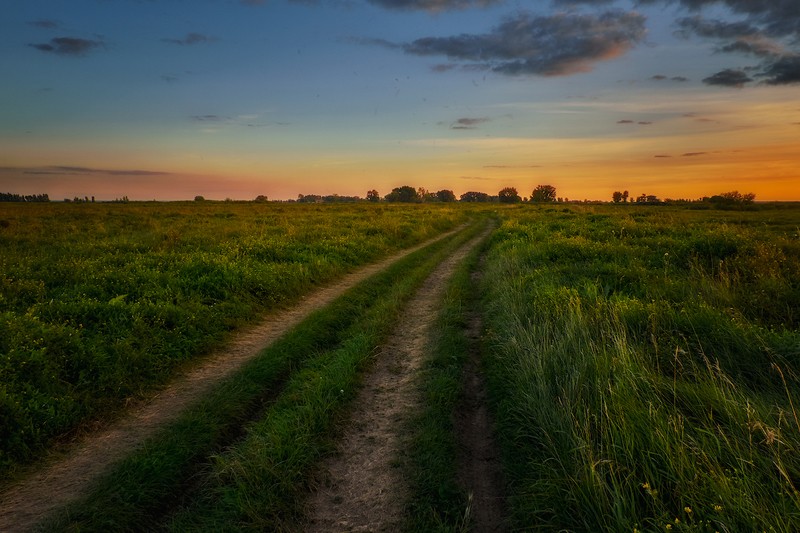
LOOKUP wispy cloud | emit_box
[19,165,171,176]
[28,19,60,29]
[162,32,215,45]
[373,11,647,77]
[450,117,490,129]
[29,37,104,56]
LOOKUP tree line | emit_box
[0,192,50,202]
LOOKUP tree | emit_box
[460,191,491,202]
[385,185,420,203]
[435,189,456,202]
[498,187,521,203]
[612,191,624,203]
[531,185,556,203]
[366,189,380,202]
[710,191,756,205]
[194,195,205,202]
[254,195,269,202]
[623,190,629,203]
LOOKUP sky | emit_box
[1,0,799,201]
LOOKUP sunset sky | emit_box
[1,0,798,201]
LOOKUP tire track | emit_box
[304,223,493,532]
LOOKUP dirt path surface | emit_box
[455,265,508,532]
[0,227,465,533]
[304,224,493,533]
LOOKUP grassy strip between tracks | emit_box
[41,221,484,532]
[401,233,488,532]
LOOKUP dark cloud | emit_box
[366,0,500,11]
[654,154,672,158]
[22,166,170,176]
[397,11,647,76]
[28,19,60,29]
[451,117,490,129]
[192,115,227,122]
[162,33,215,45]
[638,121,653,124]
[29,37,103,56]
[617,119,635,123]
[759,55,800,85]
[652,74,689,82]
[682,152,707,157]
[702,68,752,87]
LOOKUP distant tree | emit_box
[531,185,556,203]
[254,195,269,202]
[710,191,756,204]
[636,193,661,204]
[612,191,624,203]
[194,195,205,202]
[460,191,491,202]
[435,189,456,202]
[498,187,521,203]
[366,189,380,202]
[385,185,420,203]
[622,190,629,203]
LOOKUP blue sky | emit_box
[1,0,799,200]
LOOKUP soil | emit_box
[303,224,496,532]
[0,227,462,533]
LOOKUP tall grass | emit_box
[0,202,467,478]
[482,205,800,531]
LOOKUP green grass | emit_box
[41,220,487,532]
[402,228,489,532]
[0,202,467,478]
[481,205,800,531]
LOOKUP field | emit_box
[1,201,799,531]
[0,201,467,476]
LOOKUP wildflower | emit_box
[684,506,693,514]
[714,504,723,512]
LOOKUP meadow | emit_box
[481,204,800,531]
[3,200,800,531]
[0,201,467,477]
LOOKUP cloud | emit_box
[617,119,635,124]
[702,68,753,87]
[29,37,104,56]
[654,154,672,158]
[651,74,689,82]
[451,117,490,129]
[759,55,800,85]
[28,19,60,29]
[162,33,215,45]
[682,152,707,157]
[21,165,171,177]
[366,0,500,11]
[395,11,647,77]
[192,115,228,122]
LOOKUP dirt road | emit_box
[0,226,465,533]
[304,223,496,532]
